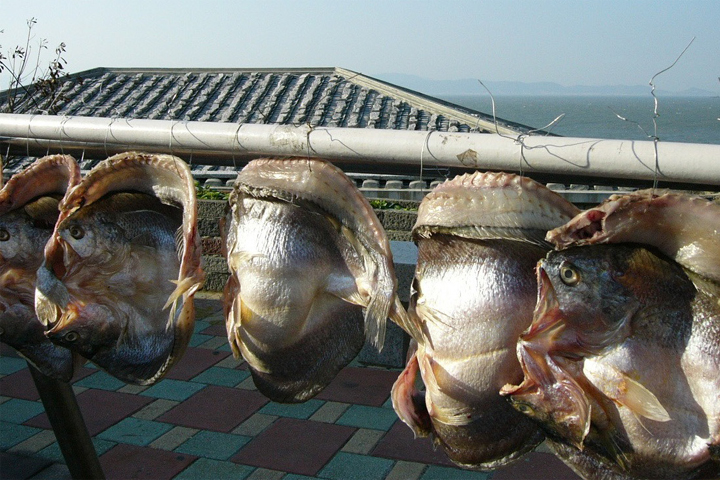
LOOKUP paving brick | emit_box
[36,438,116,464]
[0,355,28,375]
[25,388,153,436]
[258,399,324,419]
[197,337,228,350]
[318,451,394,480]
[0,368,40,400]
[157,385,268,432]
[236,376,258,390]
[232,413,278,437]
[132,399,180,420]
[490,452,582,480]
[246,467,286,480]
[341,428,385,454]
[2,398,45,423]
[97,417,174,446]
[189,333,213,347]
[0,421,42,450]
[174,457,254,479]
[149,426,198,451]
[308,401,350,423]
[231,418,356,476]
[336,405,398,431]
[420,465,491,480]
[191,366,250,387]
[175,430,251,460]
[164,347,230,381]
[8,429,56,454]
[28,462,72,479]
[372,421,454,467]
[385,460,427,480]
[315,367,398,407]
[99,444,197,480]
[140,379,206,401]
[0,451,53,479]
[117,384,149,395]
[201,324,228,336]
[74,370,126,391]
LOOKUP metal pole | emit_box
[1,113,719,186]
[28,363,105,480]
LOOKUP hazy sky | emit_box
[2,0,719,93]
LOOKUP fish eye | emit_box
[64,331,79,343]
[515,402,535,415]
[559,262,581,286]
[0,228,9,241]
[68,225,85,240]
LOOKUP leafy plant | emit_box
[195,181,229,200]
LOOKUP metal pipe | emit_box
[28,364,105,479]
[1,113,718,186]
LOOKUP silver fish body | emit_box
[0,155,80,381]
[36,152,204,385]
[506,191,720,479]
[222,158,406,403]
[392,172,579,469]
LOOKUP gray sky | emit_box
[2,0,719,93]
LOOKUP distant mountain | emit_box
[373,73,716,97]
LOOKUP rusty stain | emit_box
[457,148,478,167]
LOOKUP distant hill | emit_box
[373,73,716,97]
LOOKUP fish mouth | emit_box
[501,266,591,448]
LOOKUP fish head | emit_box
[44,302,113,358]
[528,246,640,356]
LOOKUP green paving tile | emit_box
[420,465,492,480]
[216,342,232,352]
[189,333,213,347]
[0,356,27,374]
[140,379,206,401]
[191,366,250,387]
[318,452,394,480]
[193,320,211,333]
[36,438,116,463]
[175,457,255,479]
[283,475,320,480]
[73,370,126,391]
[97,417,173,446]
[175,430,251,460]
[335,404,398,431]
[258,399,324,419]
[0,398,44,424]
[0,421,41,449]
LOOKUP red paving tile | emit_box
[0,368,40,400]
[157,385,268,432]
[100,444,197,480]
[25,388,153,436]
[315,367,399,407]
[200,324,228,337]
[372,420,455,467]
[232,417,356,476]
[491,451,583,480]
[163,347,230,380]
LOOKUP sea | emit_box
[441,95,720,145]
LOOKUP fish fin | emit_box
[595,427,632,472]
[174,225,184,261]
[163,276,202,332]
[415,303,455,332]
[420,225,552,248]
[391,350,432,438]
[583,360,670,422]
[389,297,421,342]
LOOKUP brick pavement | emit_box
[0,294,580,480]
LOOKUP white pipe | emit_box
[1,113,718,186]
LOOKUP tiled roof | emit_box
[1,67,530,134]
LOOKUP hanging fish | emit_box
[391,172,579,469]
[221,158,408,403]
[503,190,720,479]
[0,155,81,381]
[35,152,205,385]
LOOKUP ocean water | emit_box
[441,95,720,145]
